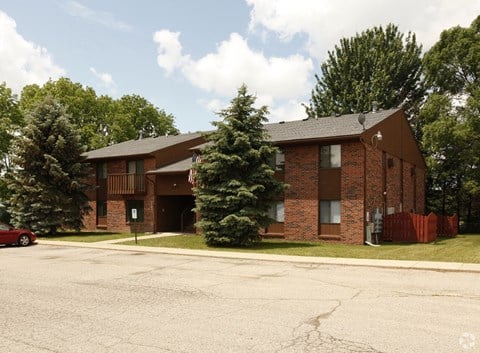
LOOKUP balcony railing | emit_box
[108,174,146,195]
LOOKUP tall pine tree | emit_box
[8,96,91,234]
[194,85,286,246]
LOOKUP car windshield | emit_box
[0,224,11,231]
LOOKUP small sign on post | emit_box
[132,208,138,244]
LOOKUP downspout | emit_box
[363,140,367,244]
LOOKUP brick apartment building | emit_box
[83,108,425,244]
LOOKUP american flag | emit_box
[188,154,202,185]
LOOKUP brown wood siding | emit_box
[97,216,107,226]
[363,110,425,169]
[319,168,341,199]
[265,222,284,234]
[156,174,192,195]
[151,136,205,168]
[319,224,340,235]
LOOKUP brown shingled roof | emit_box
[265,109,398,143]
[85,109,399,159]
[146,157,192,174]
[84,132,202,160]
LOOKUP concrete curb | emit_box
[36,240,480,274]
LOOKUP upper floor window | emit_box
[320,144,341,168]
[269,149,285,171]
[128,160,144,174]
[97,162,107,179]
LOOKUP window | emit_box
[320,145,341,168]
[126,200,144,222]
[97,162,107,179]
[275,150,285,171]
[97,201,107,217]
[269,149,285,171]
[320,200,340,224]
[128,160,144,174]
[268,202,285,222]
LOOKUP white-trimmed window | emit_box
[320,200,341,224]
[268,202,285,222]
[320,145,341,168]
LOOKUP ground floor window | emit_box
[97,201,107,217]
[126,200,144,222]
[320,200,340,224]
[268,201,285,222]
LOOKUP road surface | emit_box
[1,244,479,353]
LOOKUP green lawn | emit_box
[39,232,140,243]
[120,234,480,263]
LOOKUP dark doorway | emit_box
[157,196,195,232]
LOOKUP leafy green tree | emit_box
[8,96,91,234]
[194,85,286,246]
[0,82,23,221]
[421,16,480,229]
[423,16,480,95]
[115,94,178,140]
[0,82,23,171]
[421,96,471,215]
[305,24,424,118]
[19,78,179,150]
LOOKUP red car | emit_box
[0,222,37,246]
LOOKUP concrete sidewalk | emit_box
[97,232,180,244]
[36,238,480,274]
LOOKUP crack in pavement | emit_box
[275,290,385,353]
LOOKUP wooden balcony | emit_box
[108,174,146,195]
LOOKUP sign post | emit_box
[131,208,138,244]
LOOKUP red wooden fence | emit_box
[437,214,458,237]
[383,212,457,243]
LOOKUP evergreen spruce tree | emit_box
[8,96,91,235]
[194,85,286,246]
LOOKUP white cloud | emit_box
[89,67,115,88]
[153,30,313,117]
[62,1,132,32]
[205,98,225,113]
[153,30,188,75]
[0,11,65,93]
[181,33,313,100]
[247,0,480,59]
[269,99,308,122]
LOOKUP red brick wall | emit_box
[83,201,97,230]
[365,147,383,217]
[82,166,97,231]
[340,142,365,244]
[284,145,319,239]
[83,158,157,233]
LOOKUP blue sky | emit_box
[1,0,479,133]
